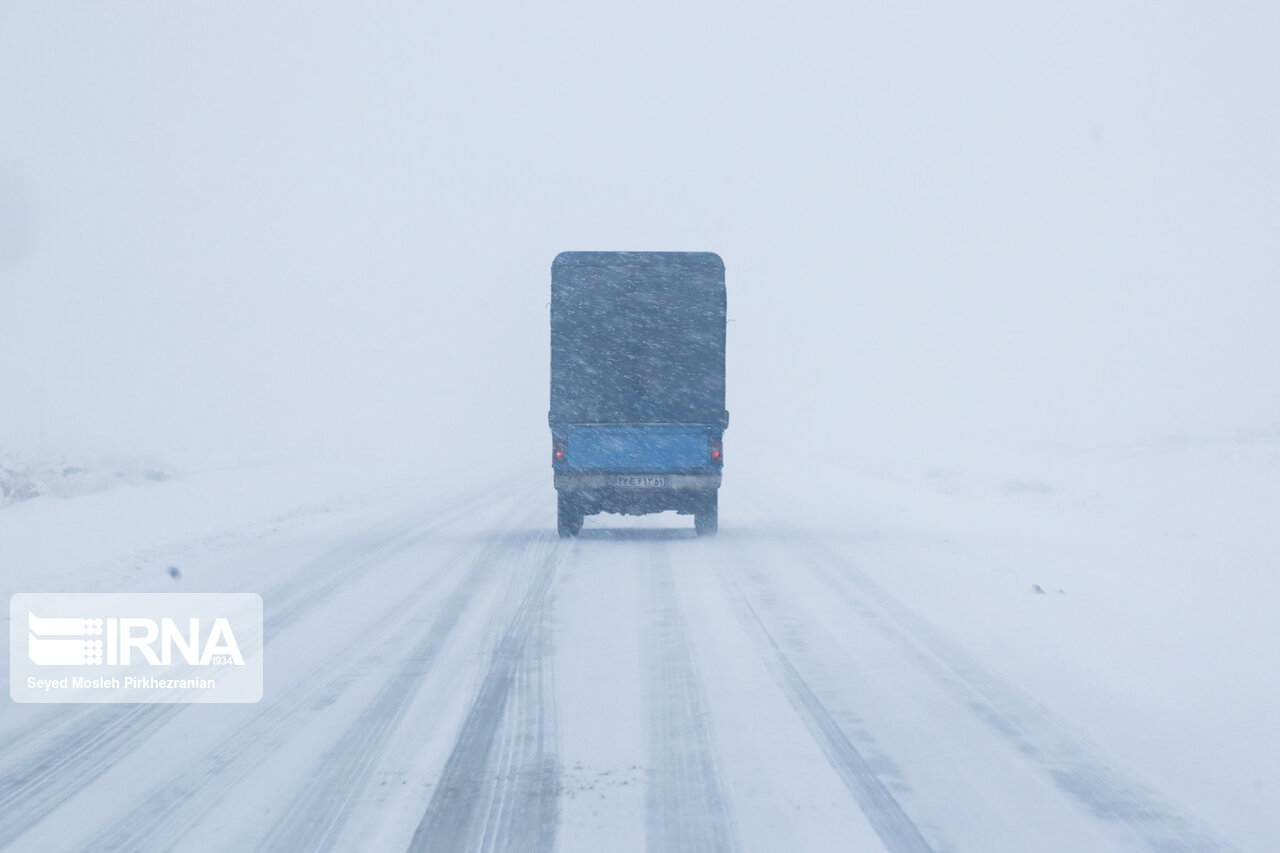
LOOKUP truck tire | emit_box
[557,494,583,538]
[694,493,718,537]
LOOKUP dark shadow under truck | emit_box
[550,251,727,537]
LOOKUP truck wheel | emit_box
[694,494,718,537]
[557,495,583,538]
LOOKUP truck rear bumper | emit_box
[555,473,720,516]
[554,473,720,490]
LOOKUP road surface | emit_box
[0,473,1242,852]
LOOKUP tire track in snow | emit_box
[784,533,1240,853]
[407,533,564,853]
[0,485,510,851]
[645,539,739,853]
[473,565,559,853]
[0,479,502,769]
[713,559,935,853]
[259,529,558,853]
[81,503,544,853]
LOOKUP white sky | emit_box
[2,1,1277,465]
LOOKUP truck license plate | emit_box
[612,475,666,488]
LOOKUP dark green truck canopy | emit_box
[550,252,726,426]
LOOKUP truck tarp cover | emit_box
[550,251,726,425]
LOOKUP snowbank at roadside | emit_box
[0,453,171,508]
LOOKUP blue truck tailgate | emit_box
[564,425,712,472]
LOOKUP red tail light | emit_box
[709,436,723,466]
[552,437,567,465]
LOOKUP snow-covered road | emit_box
[0,458,1266,852]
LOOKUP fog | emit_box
[3,1,1277,469]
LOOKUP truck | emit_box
[549,251,728,537]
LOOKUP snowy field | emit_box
[1,439,1275,852]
